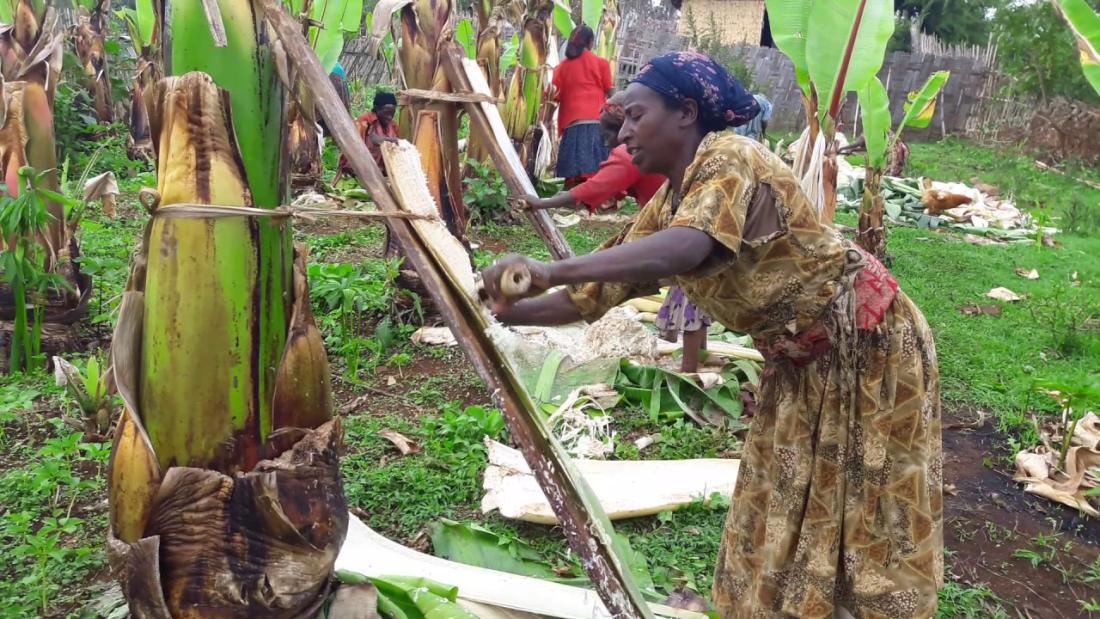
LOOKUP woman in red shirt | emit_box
[335,91,400,181]
[551,26,613,188]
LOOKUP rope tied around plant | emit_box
[136,188,433,223]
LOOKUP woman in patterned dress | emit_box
[481,52,943,618]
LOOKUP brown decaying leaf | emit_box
[379,429,419,456]
[1014,267,1040,280]
[959,304,1002,317]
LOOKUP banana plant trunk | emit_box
[856,167,886,260]
[395,0,469,240]
[462,0,502,168]
[106,1,346,615]
[72,2,114,123]
[501,1,552,170]
[595,0,619,84]
[0,80,90,324]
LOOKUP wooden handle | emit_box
[500,264,532,298]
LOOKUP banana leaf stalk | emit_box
[117,0,158,157]
[594,0,618,84]
[72,1,113,123]
[765,0,894,222]
[501,5,551,169]
[371,0,469,239]
[855,70,948,259]
[106,1,347,614]
[442,51,574,260]
[286,0,363,188]
[260,2,648,615]
[462,0,504,167]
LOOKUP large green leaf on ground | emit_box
[806,0,895,121]
[615,361,748,430]
[764,0,813,95]
[428,519,560,580]
[337,571,479,619]
[858,77,890,170]
[899,70,950,132]
[1051,0,1100,95]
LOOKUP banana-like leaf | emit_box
[764,0,812,95]
[1052,0,1100,95]
[116,0,156,53]
[500,32,519,77]
[858,77,890,170]
[806,0,894,122]
[899,70,949,132]
[456,18,476,58]
[309,0,364,74]
[552,0,574,38]
[582,0,602,28]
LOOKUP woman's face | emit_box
[377,104,396,124]
[617,82,696,175]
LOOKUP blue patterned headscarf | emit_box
[633,52,760,132]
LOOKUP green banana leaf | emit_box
[615,361,748,430]
[428,519,562,580]
[337,571,479,619]
[764,0,812,95]
[582,0,603,28]
[116,0,156,52]
[1052,0,1100,95]
[858,77,890,169]
[309,0,365,74]
[899,70,950,132]
[553,0,575,38]
[806,0,895,122]
[500,33,520,78]
[0,1,12,25]
[455,18,477,59]
[427,519,663,600]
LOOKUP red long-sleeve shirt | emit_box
[568,144,667,210]
[551,50,613,136]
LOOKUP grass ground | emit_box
[0,135,1097,617]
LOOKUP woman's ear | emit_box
[678,99,699,129]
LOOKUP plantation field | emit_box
[1,134,1098,618]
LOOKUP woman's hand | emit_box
[480,254,553,315]
[521,194,549,210]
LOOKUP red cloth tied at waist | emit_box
[755,246,899,367]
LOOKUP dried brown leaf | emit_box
[379,429,419,456]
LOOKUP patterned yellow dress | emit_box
[568,133,943,618]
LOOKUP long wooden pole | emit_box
[258,2,647,616]
[442,51,574,260]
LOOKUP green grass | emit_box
[0,375,109,616]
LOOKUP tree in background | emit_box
[994,0,1100,104]
[890,0,1000,51]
